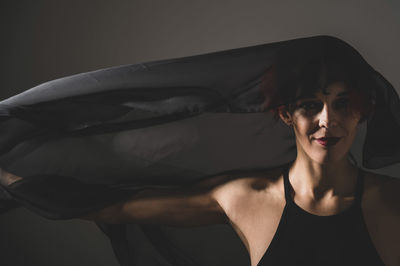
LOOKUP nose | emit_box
[318,103,338,128]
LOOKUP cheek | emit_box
[292,116,313,136]
[333,119,360,152]
[343,113,360,130]
[345,110,362,127]
[345,120,360,140]
[292,119,315,149]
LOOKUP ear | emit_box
[278,106,292,127]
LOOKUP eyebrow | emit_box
[297,90,349,99]
[336,91,349,97]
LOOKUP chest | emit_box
[227,183,399,266]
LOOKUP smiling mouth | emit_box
[314,137,341,147]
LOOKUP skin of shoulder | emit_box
[363,171,400,265]
[365,171,400,215]
[211,165,285,221]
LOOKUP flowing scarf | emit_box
[0,35,399,265]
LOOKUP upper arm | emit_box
[119,185,229,227]
[368,173,400,264]
[81,167,281,227]
[378,174,400,215]
[82,175,233,227]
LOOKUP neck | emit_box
[288,155,358,200]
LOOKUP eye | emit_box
[335,98,350,109]
[298,101,321,111]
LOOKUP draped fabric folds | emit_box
[0,35,399,265]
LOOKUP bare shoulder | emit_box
[211,165,286,216]
[362,170,400,265]
[363,170,400,214]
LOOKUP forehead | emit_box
[296,82,349,99]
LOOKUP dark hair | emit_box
[261,36,376,124]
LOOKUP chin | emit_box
[304,146,348,165]
[297,139,351,165]
[308,149,349,165]
[313,156,343,165]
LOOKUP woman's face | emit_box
[280,82,361,164]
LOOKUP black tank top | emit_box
[257,164,386,266]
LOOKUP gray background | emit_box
[0,1,399,265]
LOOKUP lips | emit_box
[314,137,341,147]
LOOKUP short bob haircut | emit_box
[261,36,376,124]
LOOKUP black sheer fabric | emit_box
[0,35,399,265]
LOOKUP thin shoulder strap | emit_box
[353,168,365,206]
[282,164,293,204]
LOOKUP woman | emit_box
[0,36,399,265]
[81,38,399,265]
